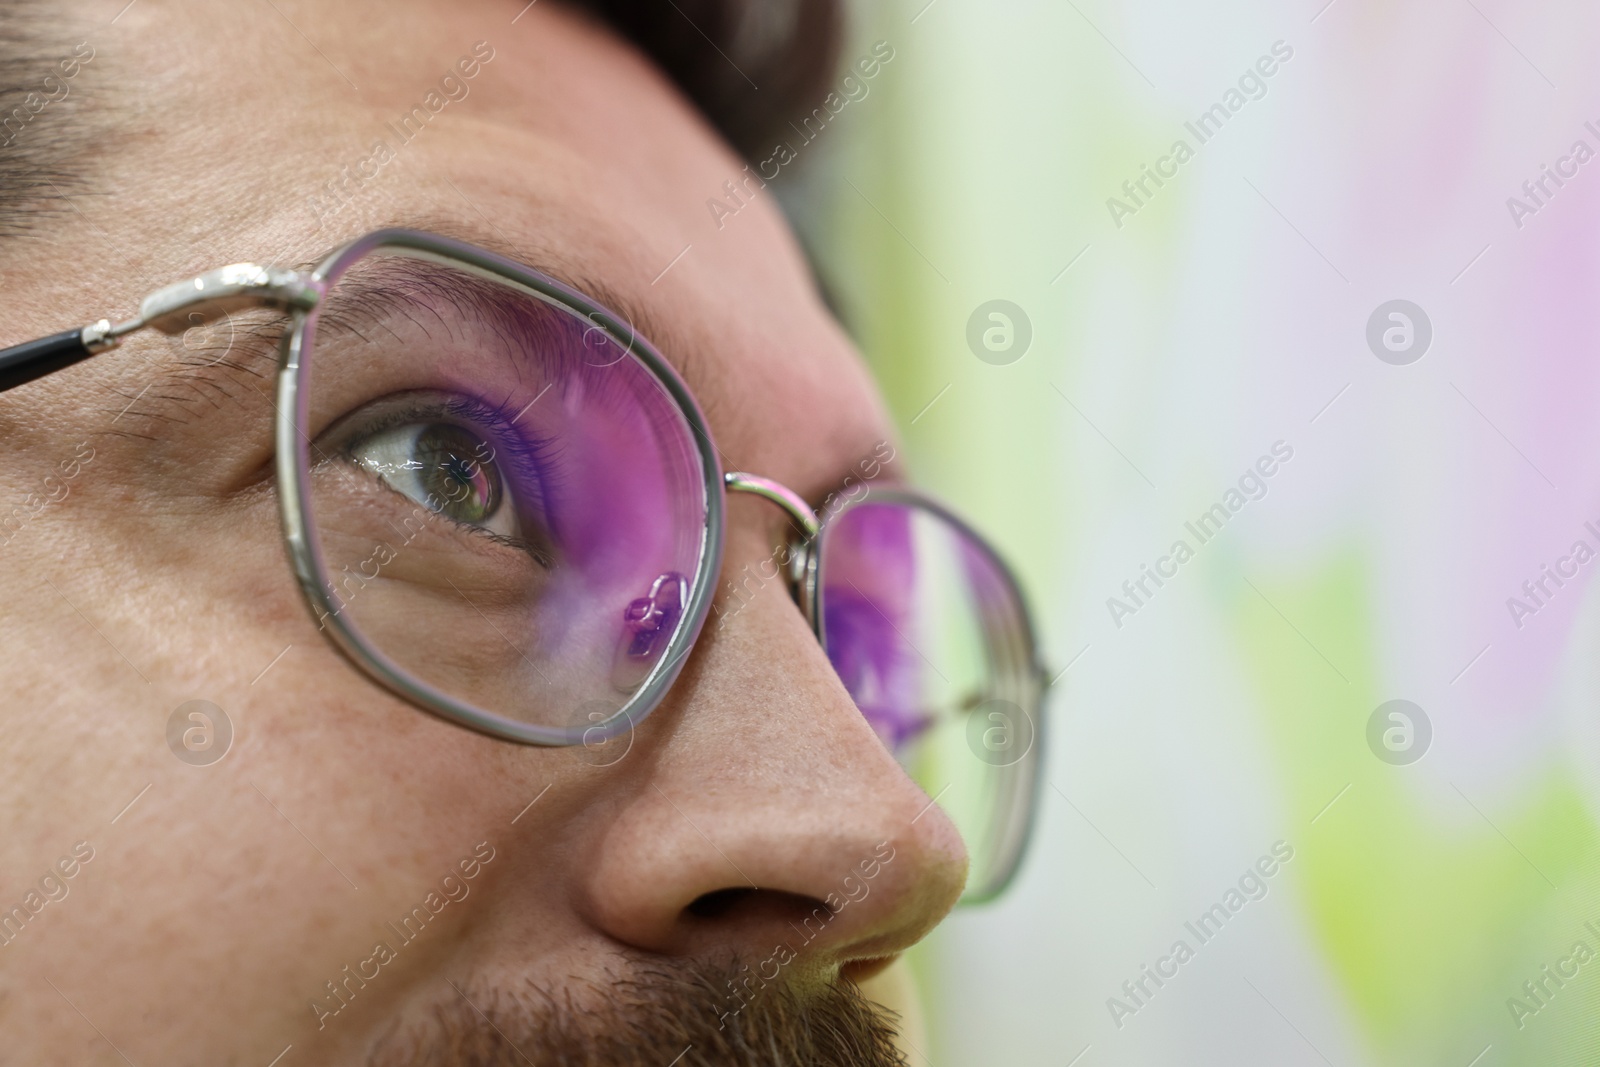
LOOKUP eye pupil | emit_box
[415,424,499,523]
[340,401,536,550]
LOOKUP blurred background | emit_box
[777,0,1600,1064]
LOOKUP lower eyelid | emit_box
[326,463,516,549]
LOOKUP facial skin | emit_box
[0,1,965,1064]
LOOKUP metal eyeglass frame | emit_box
[0,228,1050,897]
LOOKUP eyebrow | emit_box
[311,253,669,399]
[114,215,696,434]
[317,213,691,382]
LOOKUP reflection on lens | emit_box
[296,243,713,743]
[817,496,1041,902]
[351,420,509,530]
[612,571,686,692]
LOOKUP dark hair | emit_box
[562,0,843,157]
[0,9,100,240]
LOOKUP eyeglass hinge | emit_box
[135,264,323,335]
[79,319,117,354]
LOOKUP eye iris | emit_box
[415,424,499,523]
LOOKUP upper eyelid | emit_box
[316,259,628,381]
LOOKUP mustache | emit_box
[367,960,910,1067]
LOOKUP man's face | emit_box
[0,2,966,1063]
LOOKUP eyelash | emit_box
[332,389,566,545]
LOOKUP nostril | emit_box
[687,887,756,919]
[683,886,838,936]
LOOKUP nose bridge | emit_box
[577,541,968,967]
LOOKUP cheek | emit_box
[0,455,578,1048]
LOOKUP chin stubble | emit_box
[366,960,911,1067]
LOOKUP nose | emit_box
[578,524,968,982]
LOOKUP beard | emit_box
[366,960,912,1067]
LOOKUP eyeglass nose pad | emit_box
[610,571,687,693]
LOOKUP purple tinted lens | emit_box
[818,503,930,749]
[817,497,1040,901]
[299,247,711,739]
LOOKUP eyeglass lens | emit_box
[299,247,711,742]
[817,500,1041,901]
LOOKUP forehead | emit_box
[102,0,893,497]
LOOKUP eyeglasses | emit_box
[0,228,1048,902]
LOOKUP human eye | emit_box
[321,391,559,567]
[287,249,719,734]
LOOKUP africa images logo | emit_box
[1106,841,1294,1029]
[1506,920,1600,1030]
[714,842,896,1029]
[0,841,95,948]
[309,842,496,1030]
[1104,41,1294,229]
[307,41,496,230]
[1105,441,1294,628]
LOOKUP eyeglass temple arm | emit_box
[0,263,321,394]
[0,323,119,392]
